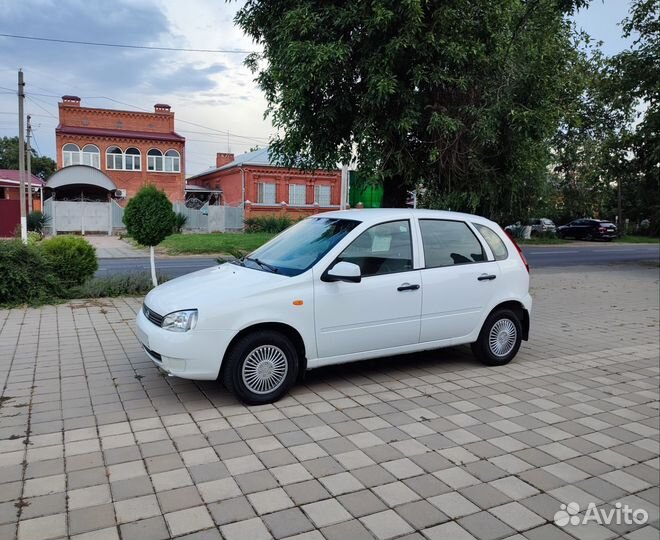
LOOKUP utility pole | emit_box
[340,165,349,210]
[17,70,27,243]
[26,114,33,214]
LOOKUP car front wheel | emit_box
[222,330,298,404]
[471,309,522,366]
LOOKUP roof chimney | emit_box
[154,103,171,114]
[216,152,235,168]
[61,95,81,107]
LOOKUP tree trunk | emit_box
[150,245,158,287]
[381,174,408,208]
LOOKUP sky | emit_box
[0,0,638,177]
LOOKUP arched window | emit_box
[125,147,141,171]
[63,143,81,167]
[164,149,181,173]
[81,144,100,168]
[106,146,124,170]
[147,149,163,171]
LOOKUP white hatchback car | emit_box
[136,209,531,404]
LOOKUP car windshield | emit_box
[236,217,360,276]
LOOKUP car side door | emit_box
[418,219,500,342]
[313,219,422,359]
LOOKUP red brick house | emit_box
[0,169,46,236]
[186,148,341,218]
[53,96,185,204]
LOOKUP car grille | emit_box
[143,304,164,327]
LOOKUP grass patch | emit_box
[614,235,659,244]
[158,232,276,255]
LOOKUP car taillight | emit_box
[598,227,606,233]
[502,227,530,273]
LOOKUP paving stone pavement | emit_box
[0,264,658,540]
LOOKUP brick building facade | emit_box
[187,148,341,218]
[55,96,185,203]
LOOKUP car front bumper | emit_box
[135,309,233,380]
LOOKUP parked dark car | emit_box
[557,219,617,241]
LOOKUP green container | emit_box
[349,171,384,208]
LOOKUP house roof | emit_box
[46,165,117,191]
[187,147,273,181]
[56,125,185,143]
[0,169,46,186]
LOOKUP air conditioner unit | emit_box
[115,189,127,198]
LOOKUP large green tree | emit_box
[608,0,659,233]
[0,136,56,180]
[548,36,634,223]
[236,0,587,220]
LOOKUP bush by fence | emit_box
[244,215,294,233]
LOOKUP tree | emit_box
[123,186,176,286]
[608,0,659,233]
[549,35,634,223]
[0,136,57,179]
[235,0,587,220]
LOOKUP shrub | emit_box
[244,215,293,233]
[27,211,50,237]
[123,186,176,246]
[173,212,188,233]
[66,273,166,299]
[123,185,176,286]
[40,236,98,287]
[0,240,61,306]
[27,231,42,246]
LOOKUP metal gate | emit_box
[50,200,112,235]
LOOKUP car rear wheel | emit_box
[471,309,522,366]
[222,330,298,404]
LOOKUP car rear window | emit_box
[419,220,485,268]
[474,224,508,261]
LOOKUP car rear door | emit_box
[417,219,500,343]
[313,219,422,359]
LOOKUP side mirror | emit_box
[323,261,361,283]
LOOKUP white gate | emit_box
[52,200,111,235]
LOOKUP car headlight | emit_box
[162,309,198,332]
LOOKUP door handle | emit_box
[477,274,496,281]
[397,283,420,291]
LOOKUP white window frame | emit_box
[288,184,306,206]
[124,147,141,171]
[164,149,181,173]
[106,146,124,170]
[62,143,81,167]
[257,182,277,204]
[147,149,164,171]
[81,144,100,169]
[314,184,332,207]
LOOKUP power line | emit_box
[25,96,59,120]
[0,32,255,54]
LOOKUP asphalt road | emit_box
[96,243,659,279]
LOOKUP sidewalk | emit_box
[84,235,148,258]
[0,266,657,540]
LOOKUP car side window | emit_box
[474,223,508,261]
[420,220,486,268]
[337,220,413,276]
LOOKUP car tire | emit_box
[222,330,298,405]
[471,309,522,366]
[584,233,593,241]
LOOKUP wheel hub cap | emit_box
[242,345,288,395]
[488,319,517,357]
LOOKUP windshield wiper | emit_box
[244,257,278,273]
